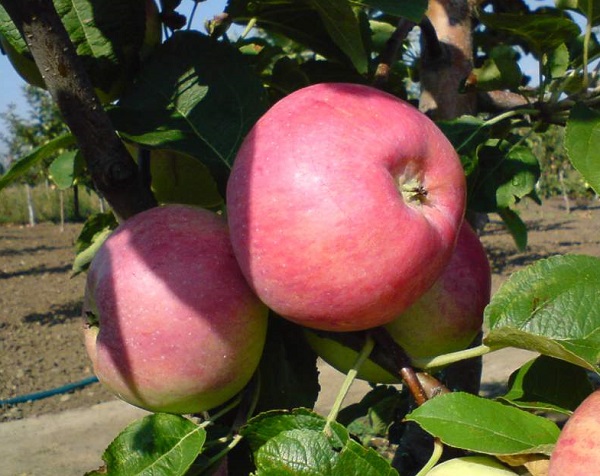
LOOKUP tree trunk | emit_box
[25,183,36,226]
[73,184,81,221]
[419,0,477,120]
[59,189,65,232]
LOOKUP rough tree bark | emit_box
[419,0,478,120]
[0,0,156,221]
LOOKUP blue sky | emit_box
[0,0,570,154]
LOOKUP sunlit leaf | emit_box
[406,392,560,456]
[484,254,600,372]
[565,102,600,194]
[87,413,206,476]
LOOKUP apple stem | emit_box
[413,344,493,370]
[414,437,444,476]
[400,367,429,406]
[323,333,376,436]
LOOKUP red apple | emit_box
[305,222,491,383]
[549,390,600,475]
[83,205,268,414]
[227,82,466,332]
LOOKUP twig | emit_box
[0,0,156,221]
[373,19,416,88]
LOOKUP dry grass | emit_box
[0,184,102,224]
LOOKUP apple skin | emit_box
[83,205,268,414]
[549,390,600,475]
[227,82,466,332]
[385,221,490,359]
[305,222,491,383]
[427,456,518,475]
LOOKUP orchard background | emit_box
[1,0,600,475]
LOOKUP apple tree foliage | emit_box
[1,0,600,474]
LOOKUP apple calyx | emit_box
[402,181,429,205]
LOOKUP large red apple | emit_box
[305,222,491,383]
[549,390,600,475]
[227,82,466,332]
[83,205,268,414]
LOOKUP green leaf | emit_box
[547,43,570,78]
[240,408,328,452]
[255,317,321,413]
[470,46,522,91]
[226,1,357,69]
[338,386,407,444]
[565,103,600,194]
[480,12,580,56]
[499,355,594,415]
[0,134,76,191]
[484,254,600,372]
[307,0,368,74]
[558,0,600,25]
[333,439,398,475]
[254,428,339,475]
[406,392,560,456]
[110,31,268,187]
[48,150,84,190]
[88,413,206,476]
[242,409,396,475]
[497,207,528,251]
[0,0,146,100]
[437,116,489,156]
[352,0,427,22]
[72,212,118,276]
[469,142,540,213]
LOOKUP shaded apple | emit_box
[83,205,268,414]
[427,456,518,475]
[305,222,491,383]
[227,82,466,332]
[549,389,600,475]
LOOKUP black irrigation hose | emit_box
[0,376,99,406]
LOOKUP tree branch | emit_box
[0,0,156,220]
[373,19,416,89]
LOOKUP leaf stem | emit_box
[413,344,493,370]
[323,333,375,435]
[198,393,244,429]
[414,437,444,476]
[204,434,243,471]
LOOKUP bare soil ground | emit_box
[1,197,599,423]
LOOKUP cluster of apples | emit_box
[83,83,492,414]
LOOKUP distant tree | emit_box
[0,84,72,224]
[0,84,69,164]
